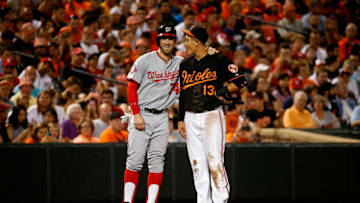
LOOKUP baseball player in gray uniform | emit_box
[122,24,183,203]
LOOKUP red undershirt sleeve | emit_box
[127,80,140,115]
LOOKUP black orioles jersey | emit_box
[178,54,247,121]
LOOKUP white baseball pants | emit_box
[184,106,230,203]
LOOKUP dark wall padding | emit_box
[0,143,359,202]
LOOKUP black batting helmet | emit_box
[156,24,176,45]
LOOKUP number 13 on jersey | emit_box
[203,84,215,96]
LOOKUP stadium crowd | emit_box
[0,0,360,144]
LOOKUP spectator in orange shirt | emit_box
[23,123,49,144]
[65,0,91,18]
[100,111,128,143]
[244,46,262,71]
[338,23,360,62]
[73,118,100,143]
[283,91,317,128]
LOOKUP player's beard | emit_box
[159,45,173,57]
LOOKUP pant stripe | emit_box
[218,109,230,195]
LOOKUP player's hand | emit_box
[178,121,186,139]
[207,47,219,55]
[133,114,145,130]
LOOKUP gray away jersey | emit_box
[127,51,183,110]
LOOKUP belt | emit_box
[188,108,217,113]
[144,108,167,114]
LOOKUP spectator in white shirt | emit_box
[93,103,112,138]
[80,26,99,57]
[27,90,66,125]
[300,31,328,62]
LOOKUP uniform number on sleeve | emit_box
[203,85,215,96]
[171,83,180,95]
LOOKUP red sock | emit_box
[123,169,139,203]
[146,172,163,203]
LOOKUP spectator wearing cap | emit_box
[100,111,128,142]
[338,23,360,63]
[277,4,303,40]
[253,63,270,81]
[73,118,100,143]
[15,66,41,98]
[10,77,36,107]
[175,11,196,44]
[283,91,317,128]
[80,26,100,56]
[61,47,96,93]
[0,79,14,109]
[110,6,126,30]
[283,77,304,110]
[1,57,16,76]
[61,103,84,142]
[244,30,261,50]
[92,103,111,138]
[0,102,11,143]
[215,32,234,60]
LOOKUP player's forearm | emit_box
[127,80,140,115]
[226,83,240,94]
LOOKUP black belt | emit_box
[144,108,167,114]
[187,108,217,113]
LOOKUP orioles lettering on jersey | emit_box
[147,69,179,82]
[181,68,217,90]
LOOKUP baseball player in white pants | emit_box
[123,25,183,203]
[178,26,248,203]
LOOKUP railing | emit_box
[1,143,359,202]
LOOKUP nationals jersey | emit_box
[178,53,247,121]
[127,51,183,110]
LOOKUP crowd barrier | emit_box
[1,143,359,202]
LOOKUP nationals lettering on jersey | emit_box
[127,51,183,110]
[178,53,246,118]
[147,69,179,82]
